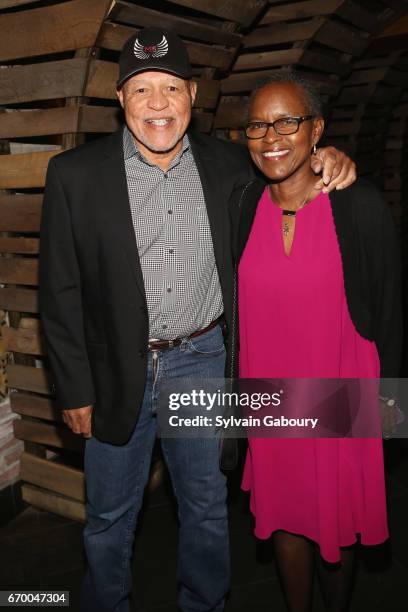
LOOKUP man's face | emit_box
[117,71,197,159]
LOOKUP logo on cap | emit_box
[133,35,169,59]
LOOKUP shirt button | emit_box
[169,249,174,254]
[164,173,168,179]
[162,324,167,330]
[168,210,173,215]
[167,287,172,293]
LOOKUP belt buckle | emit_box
[148,338,160,350]
[148,338,176,350]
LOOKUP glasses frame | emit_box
[245,115,316,139]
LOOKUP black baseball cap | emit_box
[117,27,192,88]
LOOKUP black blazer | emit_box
[39,127,255,444]
[227,177,402,383]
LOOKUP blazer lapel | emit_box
[98,128,147,302]
[189,132,225,270]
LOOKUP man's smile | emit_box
[144,117,174,127]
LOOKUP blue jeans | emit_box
[80,324,229,612]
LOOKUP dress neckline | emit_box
[265,187,325,216]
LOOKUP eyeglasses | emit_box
[245,115,315,139]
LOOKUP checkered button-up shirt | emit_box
[123,125,223,340]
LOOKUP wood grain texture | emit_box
[163,0,266,25]
[262,0,376,31]
[0,0,112,62]
[0,194,42,232]
[379,14,408,37]
[233,48,303,71]
[215,98,248,128]
[11,392,58,421]
[7,364,50,395]
[245,19,323,49]
[109,1,242,46]
[0,107,79,139]
[0,258,39,286]
[0,0,38,8]
[337,84,401,105]
[336,1,378,32]
[0,150,59,188]
[315,20,369,55]
[346,67,401,86]
[2,323,43,355]
[300,49,350,77]
[0,58,88,105]
[233,47,348,77]
[22,484,85,522]
[0,288,39,313]
[14,419,84,451]
[0,237,39,254]
[79,105,122,132]
[222,69,340,95]
[369,34,408,55]
[0,106,122,139]
[261,0,344,24]
[20,452,85,501]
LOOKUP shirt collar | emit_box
[123,124,190,167]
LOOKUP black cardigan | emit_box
[226,177,402,383]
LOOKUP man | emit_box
[39,28,356,612]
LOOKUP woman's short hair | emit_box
[249,69,324,117]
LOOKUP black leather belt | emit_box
[148,317,222,351]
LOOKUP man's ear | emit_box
[189,80,198,107]
[116,86,125,109]
[312,117,325,148]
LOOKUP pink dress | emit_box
[239,188,388,563]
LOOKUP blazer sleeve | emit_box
[39,158,96,411]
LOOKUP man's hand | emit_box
[311,146,356,193]
[62,405,93,438]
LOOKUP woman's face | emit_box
[247,82,324,182]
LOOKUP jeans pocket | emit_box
[187,327,226,355]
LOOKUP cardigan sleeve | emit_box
[365,187,402,395]
[333,179,402,393]
[377,208,402,376]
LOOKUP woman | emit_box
[228,72,402,611]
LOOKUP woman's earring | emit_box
[312,144,317,155]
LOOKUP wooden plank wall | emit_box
[0,0,258,519]
[385,91,408,228]
[215,0,408,140]
[326,15,408,228]
[0,0,112,513]
[1,0,408,521]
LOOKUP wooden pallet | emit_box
[215,0,407,138]
[0,0,258,520]
[1,0,408,522]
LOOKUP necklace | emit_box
[281,209,297,237]
[268,186,312,237]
